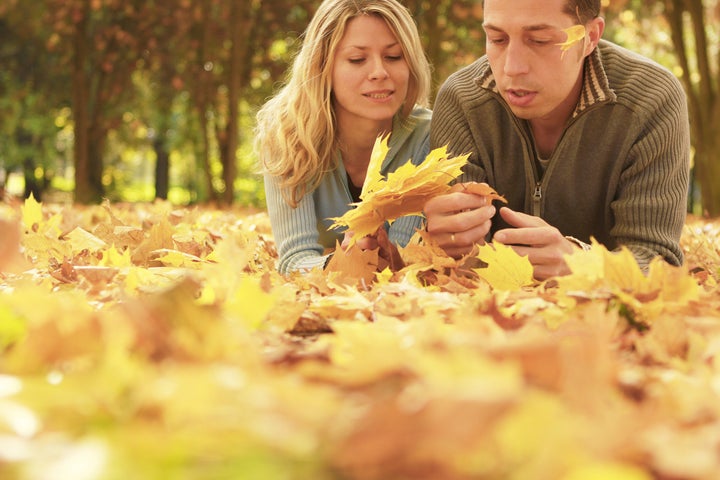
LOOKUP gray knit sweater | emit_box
[430,40,690,268]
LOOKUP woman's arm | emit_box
[264,174,330,274]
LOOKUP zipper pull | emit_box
[532,182,542,216]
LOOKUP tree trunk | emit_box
[694,112,720,216]
[23,157,41,201]
[220,0,240,206]
[154,134,170,200]
[415,0,441,102]
[72,0,92,204]
[88,123,106,202]
[663,0,719,216]
[220,0,252,206]
[196,0,218,203]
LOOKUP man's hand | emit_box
[424,182,497,258]
[493,207,578,280]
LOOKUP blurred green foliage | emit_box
[0,1,717,210]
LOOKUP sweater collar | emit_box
[476,43,616,118]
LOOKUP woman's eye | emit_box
[348,58,365,64]
[385,55,403,61]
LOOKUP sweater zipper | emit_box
[504,108,542,215]
[532,182,542,217]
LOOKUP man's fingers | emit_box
[494,227,543,246]
[499,206,548,228]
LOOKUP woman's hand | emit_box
[341,230,379,251]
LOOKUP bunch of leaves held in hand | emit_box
[331,135,506,246]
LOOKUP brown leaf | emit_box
[325,240,380,287]
[0,218,29,273]
[375,226,404,272]
[455,181,508,204]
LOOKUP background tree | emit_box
[0,2,65,201]
[1,0,718,215]
[44,0,166,203]
[409,0,486,99]
[662,0,720,216]
[602,0,719,215]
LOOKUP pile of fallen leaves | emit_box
[1,193,719,480]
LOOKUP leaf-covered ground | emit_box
[1,198,720,480]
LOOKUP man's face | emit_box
[483,0,599,127]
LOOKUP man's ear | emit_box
[585,17,605,55]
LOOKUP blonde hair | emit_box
[255,0,431,207]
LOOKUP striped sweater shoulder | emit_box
[597,40,687,118]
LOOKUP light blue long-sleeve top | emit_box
[264,106,432,274]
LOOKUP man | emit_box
[424,0,690,280]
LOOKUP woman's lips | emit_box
[364,90,394,101]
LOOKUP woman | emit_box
[256,0,432,274]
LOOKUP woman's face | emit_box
[331,14,410,132]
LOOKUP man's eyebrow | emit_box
[483,23,559,32]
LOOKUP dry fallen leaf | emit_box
[1,197,719,480]
[474,241,535,291]
[455,181,507,204]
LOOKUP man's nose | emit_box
[503,41,531,76]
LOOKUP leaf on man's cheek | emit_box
[557,24,586,58]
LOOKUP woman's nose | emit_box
[368,57,390,80]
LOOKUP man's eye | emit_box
[530,38,552,45]
[487,38,507,46]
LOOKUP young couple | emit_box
[256,0,690,280]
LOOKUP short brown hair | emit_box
[481,0,601,24]
[564,0,601,23]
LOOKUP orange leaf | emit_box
[455,182,508,204]
[325,240,380,287]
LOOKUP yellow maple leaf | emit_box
[152,248,206,269]
[474,241,534,291]
[100,245,133,267]
[561,462,652,480]
[558,239,604,290]
[229,276,277,330]
[330,143,469,247]
[361,134,391,198]
[557,24,586,58]
[20,193,43,232]
[65,227,108,253]
[559,240,700,328]
[601,245,649,291]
